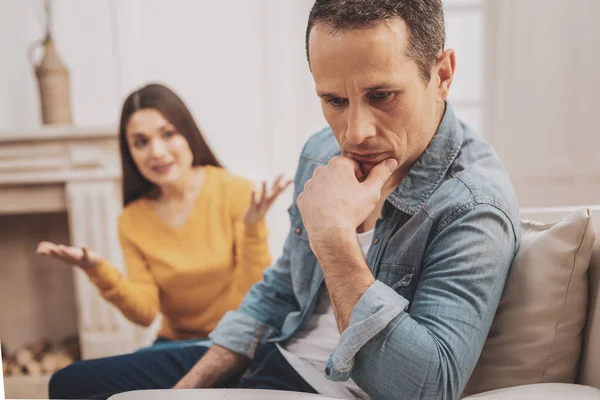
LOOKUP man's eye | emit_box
[327,97,347,107]
[369,92,392,102]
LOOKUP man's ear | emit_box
[435,49,456,102]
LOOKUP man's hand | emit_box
[297,156,398,332]
[172,345,250,389]
[297,156,398,243]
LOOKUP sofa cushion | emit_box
[464,209,595,395]
[463,383,600,399]
[578,210,600,388]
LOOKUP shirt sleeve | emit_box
[84,221,160,327]
[325,203,519,400]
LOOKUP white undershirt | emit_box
[277,229,374,399]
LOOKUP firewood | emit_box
[14,347,34,366]
[2,358,11,373]
[40,352,59,374]
[6,360,22,376]
[54,351,74,370]
[27,339,51,360]
[23,360,42,376]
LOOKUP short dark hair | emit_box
[305,0,445,82]
[119,83,222,206]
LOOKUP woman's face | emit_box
[125,109,194,187]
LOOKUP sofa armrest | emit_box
[463,383,600,399]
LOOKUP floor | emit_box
[4,375,50,399]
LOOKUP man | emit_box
[50,1,520,399]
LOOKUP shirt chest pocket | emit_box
[377,263,417,299]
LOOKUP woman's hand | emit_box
[36,242,101,270]
[243,174,292,224]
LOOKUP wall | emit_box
[0,0,119,129]
[485,0,600,207]
[445,0,484,135]
[0,0,484,259]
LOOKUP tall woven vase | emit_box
[30,35,72,125]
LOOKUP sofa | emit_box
[109,206,600,400]
[461,206,600,399]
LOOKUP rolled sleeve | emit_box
[325,281,409,381]
[209,311,277,358]
[326,280,410,380]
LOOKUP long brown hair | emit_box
[119,83,222,207]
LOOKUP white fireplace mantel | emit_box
[0,126,143,359]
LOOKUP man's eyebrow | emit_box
[317,91,339,99]
[317,84,396,98]
[364,84,395,91]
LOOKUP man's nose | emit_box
[346,104,376,145]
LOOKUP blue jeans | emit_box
[48,343,317,399]
[135,337,213,353]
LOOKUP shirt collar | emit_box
[386,102,464,215]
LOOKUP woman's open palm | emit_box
[243,174,292,224]
[36,241,101,270]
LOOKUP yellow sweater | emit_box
[85,166,271,340]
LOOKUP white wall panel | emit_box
[485,0,600,207]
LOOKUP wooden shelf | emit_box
[0,125,117,144]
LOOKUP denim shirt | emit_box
[210,104,521,400]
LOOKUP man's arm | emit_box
[297,155,400,332]
[173,344,250,389]
[321,204,517,400]
[310,228,376,332]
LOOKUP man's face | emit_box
[309,19,451,178]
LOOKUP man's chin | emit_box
[356,162,376,181]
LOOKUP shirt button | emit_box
[295,227,302,235]
[325,367,331,376]
[373,238,380,245]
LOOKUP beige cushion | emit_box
[578,210,600,388]
[464,209,595,395]
[463,383,600,399]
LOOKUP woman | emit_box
[37,83,289,344]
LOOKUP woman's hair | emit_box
[119,83,222,206]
